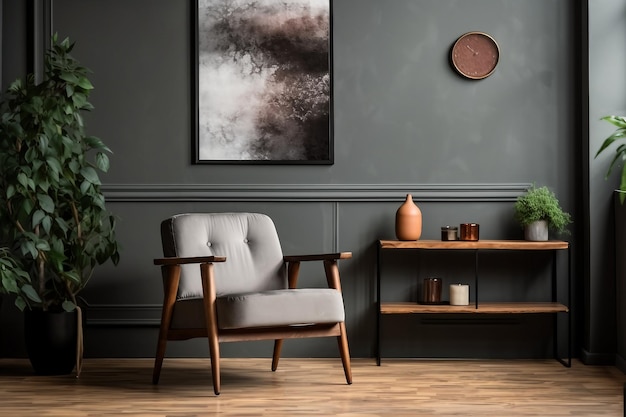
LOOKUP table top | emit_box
[378,239,569,250]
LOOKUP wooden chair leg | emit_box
[337,322,352,384]
[153,265,180,384]
[208,328,221,395]
[272,339,284,371]
[152,336,167,384]
[200,262,221,395]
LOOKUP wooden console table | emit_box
[376,239,571,366]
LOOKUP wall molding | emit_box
[102,183,531,203]
[84,303,162,327]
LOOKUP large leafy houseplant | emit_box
[514,185,572,234]
[596,115,626,203]
[0,35,119,313]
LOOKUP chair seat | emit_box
[171,288,345,330]
[218,288,345,329]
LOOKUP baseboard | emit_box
[615,354,626,374]
[579,348,615,366]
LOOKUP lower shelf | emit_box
[380,302,569,314]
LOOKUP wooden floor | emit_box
[0,358,625,416]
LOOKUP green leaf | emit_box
[21,284,42,302]
[80,166,101,185]
[15,296,26,311]
[37,194,55,213]
[595,128,626,158]
[96,152,110,172]
[68,160,80,174]
[2,276,19,293]
[21,241,37,259]
[6,185,15,199]
[27,177,36,191]
[85,136,111,152]
[602,115,626,128]
[42,215,52,234]
[46,157,62,177]
[77,77,94,90]
[80,180,91,194]
[59,72,79,84]
[17,172,28,188]
[38,134,49,154]
[72,92,87,108]
[35,240,50,251]
[64,271,81,285]
[32,210,45,228]
[25,147,38,163]
[22,198,34,215]
[62,300,76,312]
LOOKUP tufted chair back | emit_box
[160,213,287,299]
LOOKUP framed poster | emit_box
[192,0,333,164]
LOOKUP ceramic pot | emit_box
[24,309,78,375]
[395,194,422,241]
[524,220,549,241]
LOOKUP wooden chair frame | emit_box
[152,252,352,395]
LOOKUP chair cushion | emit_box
[217,288,345,329]
[169,288,345,330]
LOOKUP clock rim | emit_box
[450,31,500,80]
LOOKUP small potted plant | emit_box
[514,185,572,241]
[596,115,626,204]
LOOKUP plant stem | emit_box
[71,201,82,241]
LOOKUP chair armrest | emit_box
[283,252,352,262]
[154,256,226,266]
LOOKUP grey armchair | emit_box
[152,213,352,394]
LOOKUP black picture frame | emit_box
[192,0,333,165]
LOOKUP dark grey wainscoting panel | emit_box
[77,182,565,359]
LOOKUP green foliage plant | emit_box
[513,185,572,234]
[0,35,119,312]
[596,115,626,204]
[0,247,40,309]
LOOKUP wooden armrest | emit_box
[154,256,226,266]
[283,252,352,262]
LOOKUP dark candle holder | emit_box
[441,226,458,241]
[421,277,442,304]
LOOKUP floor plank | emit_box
[0,358,624,416]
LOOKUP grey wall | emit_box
[1,0,597,362]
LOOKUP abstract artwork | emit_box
[193,0,332,164]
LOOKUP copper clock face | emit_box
[451,32,499,80]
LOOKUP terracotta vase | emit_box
[395,194,422,241]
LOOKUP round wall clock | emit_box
[450,32,499,80]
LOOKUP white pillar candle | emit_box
[449,284,469,306]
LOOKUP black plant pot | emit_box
[24,309,78,375]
